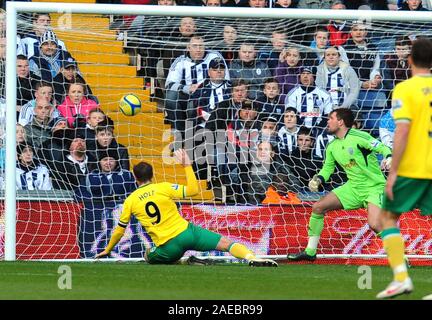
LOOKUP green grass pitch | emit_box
[0,262,431,300]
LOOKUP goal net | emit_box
[1,3,432,264]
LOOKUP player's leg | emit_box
[366,203,382,234]
[287,190,344,261]
[375,177,430,299]
[190,224,277,267]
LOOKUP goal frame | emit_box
[4,1,432,261]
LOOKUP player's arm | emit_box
[174,149,199,197]
[95,198,133,258]
[310,144,336,192]
[356,132,393,169]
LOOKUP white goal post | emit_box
[4,2,432,262]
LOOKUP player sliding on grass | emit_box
[96,149,277,267]
[287,108,392,261]
[376,38,432,299]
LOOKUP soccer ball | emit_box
[119,94,141,116]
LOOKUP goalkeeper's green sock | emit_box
[305,213,324,256]
[229,243,255,260]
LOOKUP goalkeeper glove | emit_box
[308,175,322,192]
[381,157,392,171]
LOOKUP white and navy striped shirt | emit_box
[165,50,229,94]
[19,34,67,59]
[278,126,299,157]
[285,85,333,129]
[18,100,60,126]
[16,162,53,190]
[325,67,346,107]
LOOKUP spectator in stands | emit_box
[255,78,285,123]
[18,81,59,126]
[226,99,260,203]
[78,108,108,150]
[52,57,93,105]
[383,35,412,91]
[379,109,395,149]
[215,24,238,66]
[285,66,333,131]
[37,117,70,183]
[275,47,302,96]
[398,0,429,10]
[87,124,130,171]
[315,46,360,109]
[303,27,329,68]
[327,1,351,46]
[247,0,268,7]
[285,126,324,192]
[205,79,249,132]
[16,123,27,145]
[206,0,221,5]
[57,82,99,128]
[19,13,67,59]
[17,54,41,109]
[189,57,231,130]
[274,0,296,8]
[343,21,386,134]
[344,0,390,9]
[297,0,337,8]
[16,143,52,191]
[28,30,74,83]
[165,35,228,136]
[247,140,300,204]
[278,106,299,159]
[75,148,136,258]
[258,116,280,143]
[47,129,97,191]
[258,30,287,75]
[23,99,55,151]
[230,42,272,100]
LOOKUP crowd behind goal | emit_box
[0,0,431,205]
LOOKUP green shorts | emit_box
[332,182,384,210]
[383,176,432,215]
[146,223,222,264]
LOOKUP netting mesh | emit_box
[0,9,431,261]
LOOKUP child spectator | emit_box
[16,124,27,145]
[16,143,52,191]
[255,78,285,123]
[275,47,302,96]
[78,108,108,150]
[18,81,59,126]
[259,116,280,143]
[278,107,299,159]
[88,124,130,171]
[274,0,295,8]
[23,99,55,151]
[326,1,351,46]
[57,82,99,128]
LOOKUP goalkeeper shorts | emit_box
[146,223,222,264]
[383,176,432,215]
[332,182,384,210]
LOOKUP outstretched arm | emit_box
[174,149,199,197]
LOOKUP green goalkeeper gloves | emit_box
[308,175,322,192]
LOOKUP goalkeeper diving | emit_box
[288,108,392,261]
[96,149,277,267]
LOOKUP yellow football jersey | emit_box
[392,75,432,179]
[118,166,198,246]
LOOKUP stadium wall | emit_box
[1,202,431,265]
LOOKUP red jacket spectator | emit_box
[327,22,351,46]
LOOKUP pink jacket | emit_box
[57,96,99,128]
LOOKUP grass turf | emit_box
[0,262,431,300]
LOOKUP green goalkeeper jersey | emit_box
[318,128,392,189]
